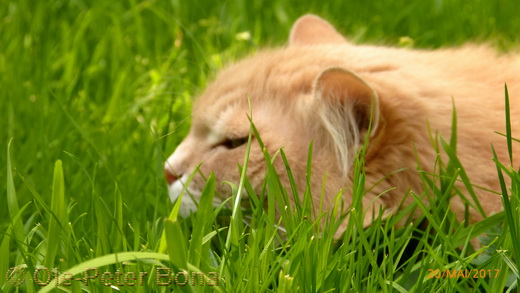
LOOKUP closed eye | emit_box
[220,136,249,149]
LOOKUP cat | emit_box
[164,14,520,234]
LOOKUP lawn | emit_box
[2,0,520,292]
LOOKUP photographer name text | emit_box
[6,267,219,287]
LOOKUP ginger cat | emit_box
[164,15,520,232]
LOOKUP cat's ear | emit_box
[289,14,346,46]
[314,67,380,137]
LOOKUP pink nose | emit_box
[164,168,178,185]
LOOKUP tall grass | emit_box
[2,0,520,291]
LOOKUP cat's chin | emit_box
[167,175,201,217]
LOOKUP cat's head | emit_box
[164,15,382,218]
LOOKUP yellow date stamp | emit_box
[427,269,500,279]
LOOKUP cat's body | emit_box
[164,15,520,231]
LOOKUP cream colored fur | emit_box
[165,14,520,233]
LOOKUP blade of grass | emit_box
[411,192,456,252]
[44,160,68,269]
[449,99,457,152]
[453,212,505,246]
[0,226,11,288]
[189,172,216,268]
[504,84,513,164]
[220,104,255,276]
[111,183,125,252]
[157,163,201,253]
[498,250,519,280]
[6,139,26,253]
[279,149,302,212]
[492,146,520,286]
[94,198,109,256]
[440,137,486,217]
[164,218,188,271]
[1,202,32,289]
[4,139,27,287]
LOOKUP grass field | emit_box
[2,0,520,292]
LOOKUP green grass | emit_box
[2,0,520,292]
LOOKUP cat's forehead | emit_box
[193,48,337,114]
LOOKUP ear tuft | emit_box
[289,14,346,46]
[313,68,381,177]
[314,68,380,137]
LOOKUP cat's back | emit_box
[217,42,520,103]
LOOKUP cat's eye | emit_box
[220,136,249,149]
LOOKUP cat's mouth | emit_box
[167,174,225,217]
[167,175,201,217]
